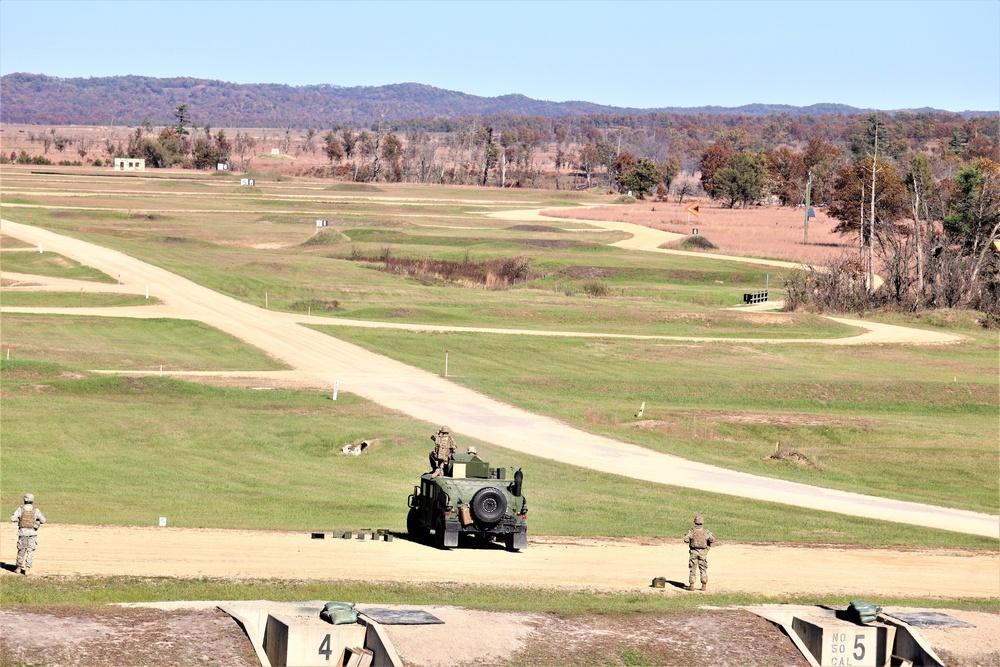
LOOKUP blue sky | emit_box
[1,0,997,112]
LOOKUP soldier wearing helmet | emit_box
[429,425,457,476]
[466,446,478,457]
[683,515,715,591]
[10,493,46,575]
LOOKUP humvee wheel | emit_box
[407,508,424,542]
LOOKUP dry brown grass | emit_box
[561,200,852,265]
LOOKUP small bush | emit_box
[582,281,610,297]
[92,159,103,167]
[16,151,53,165]
[612,195,637,204]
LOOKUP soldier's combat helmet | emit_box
[694,515,704,525]
[440,425,450,433]
[467,446,477,456]
[23,493,34,504]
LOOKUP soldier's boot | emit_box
[685,584,694,591]
[14,565,22,575]
[700,583,707,591]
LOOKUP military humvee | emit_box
[407,453,528,551]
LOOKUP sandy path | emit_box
[1,218,995,542]
[2,524,996,600]
[491,207,806,269]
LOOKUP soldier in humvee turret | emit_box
[429,425,456,476]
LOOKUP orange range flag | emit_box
[685,200,700,218]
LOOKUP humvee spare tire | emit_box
[470,486,507,524]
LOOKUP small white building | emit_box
[114,157,145,171]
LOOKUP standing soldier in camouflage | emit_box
[428,425,456,475]
[10,493,46,575]
[683,515,714,591]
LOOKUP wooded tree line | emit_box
[12,101,998,324]
[310,111,998,204]
[768,114,999,325]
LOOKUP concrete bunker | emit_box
[749,604,947,667]
[219,601,403,667]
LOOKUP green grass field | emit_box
[0,247,117,282]
[1,170,997,557]
[318,321,999,514]
[0,315,287,370]
[1,359,995,548]
[0,291,158,307]
[2,575,995,613]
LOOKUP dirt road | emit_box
[2,523,997,600]
[1,218,995,540]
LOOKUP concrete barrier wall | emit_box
[878,617,946,667]
[264,613,367,667]
[358,614,404,667]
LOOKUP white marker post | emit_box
[6,343,10,360]
[159,517,167,527]
[265,289,269,309]
[38,243,43,253]
[637,401,645,418]
[445,350,449,377]
[159,359,163,376]
[333,380,339,401]
[145,285,149,300]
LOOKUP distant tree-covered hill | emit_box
[2,72,985,127]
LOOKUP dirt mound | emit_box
[683,235,718,250]
[0,606,258,667]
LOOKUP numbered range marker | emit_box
[792,616,893,667]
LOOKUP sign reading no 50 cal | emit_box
[821,628,879,666]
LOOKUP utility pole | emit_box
[869,124,878,294]
[803,172,813,244]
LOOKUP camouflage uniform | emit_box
[683,515,714,590]
[10,494,45,575]
[429,426,456,474]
